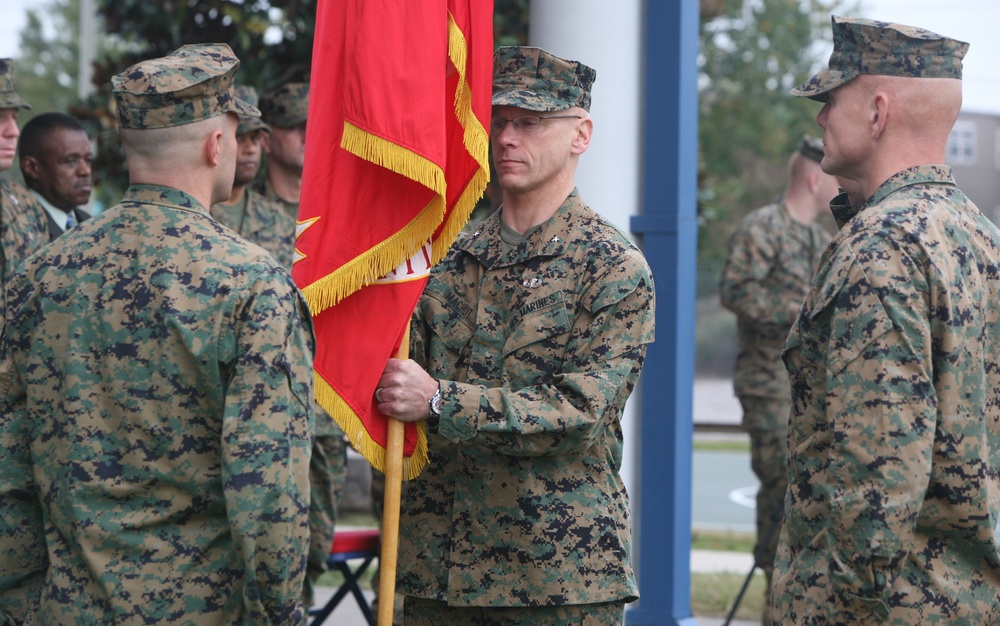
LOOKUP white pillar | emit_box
[528,1,644,500]
[78,0,97,99]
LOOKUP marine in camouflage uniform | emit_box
[0,59,48,323]
[213,83,346,607]
[375,47,655,625]
[0,44,316,625]
[775,17,1000,624]
[211,85,296,268]
[253,82,308,220]
[718,136,835,623]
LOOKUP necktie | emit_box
[65,211,77,229]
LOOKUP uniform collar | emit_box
[122,184,210,216]
[831,165,956,228]
[459,189,589,268]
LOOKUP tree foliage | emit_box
[14,0,81,116]
[11,0,528,205]
[697,0,856,292]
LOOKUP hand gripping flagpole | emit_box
[378,327,408,626]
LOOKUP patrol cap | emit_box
[492,46,596,112]
[259,82,309,127]
[792,16,968,102]
[112,43,260,130]
[234,85,270,135]
[0,59,30,110]
[798,135,824,163]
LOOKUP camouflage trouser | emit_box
[303,412,349,607]
[739,395,790,576]
[402,597,625,626]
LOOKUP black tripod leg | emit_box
[721,507,784,626]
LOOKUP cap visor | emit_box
[233,97,261,119]
[238,118,270,135]
[791,69,852,102]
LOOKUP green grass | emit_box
[691,528,756,552]
[338,511,378,528]
[690,529,763,619]
[692,437,750,453]
[691,571,767,620]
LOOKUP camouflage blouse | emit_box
[0,184,316,625]
[398,190,655,607]
[0,179,48,323]
[775,166,1000,624]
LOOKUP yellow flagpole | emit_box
[378,326,408,626]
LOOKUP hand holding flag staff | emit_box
[293,0,493,623]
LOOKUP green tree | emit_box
[14,0,81,116]
[697,0,857,294]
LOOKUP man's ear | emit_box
[806,171,820,194]
[20,155,39,182]
[871,91,890,140]
[205,130,224,167]
[259,130,272,154]
[571,118,593,155]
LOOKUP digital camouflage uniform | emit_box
[212,186,346,607]
[211,188,295,269]
[0,180,47,323]
[398,189,655,609]
[719,158,831,581]
[213,82,345,606]
[0,59,47,324]
[253,82,308,220]
[775,17,1000,625]
[0,45,317,625]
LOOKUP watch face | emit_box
[431,389,442,414]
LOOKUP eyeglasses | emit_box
[489,114,582,134]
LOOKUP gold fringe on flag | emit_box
[299,121,447,318]
[434,9,491,266]
[305,10,490,478]
[315,372,428,480]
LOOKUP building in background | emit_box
[946,110,1000,223]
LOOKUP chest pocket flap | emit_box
[422,278,476,354]
[503,296,571,356]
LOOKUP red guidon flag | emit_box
[293,0,492,478]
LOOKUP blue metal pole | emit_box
[625,0,700,624]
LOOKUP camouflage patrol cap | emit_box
[259,83,309,127]
[0,59,30,110]
[798,135,824,163]
[792,16,968,102]
[234,85,270,135]
[112,43,260,129]
[492,46,596,112]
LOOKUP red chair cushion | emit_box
[331,528,380,554]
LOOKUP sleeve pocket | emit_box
[811,253,895,376]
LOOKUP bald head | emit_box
[784,148,838,223]
[120,113,239,207]
[872,75,962,146]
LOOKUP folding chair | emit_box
[309,528,380,626]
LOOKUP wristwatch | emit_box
[428,387,442,427]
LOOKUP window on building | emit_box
[947,121,977,166]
